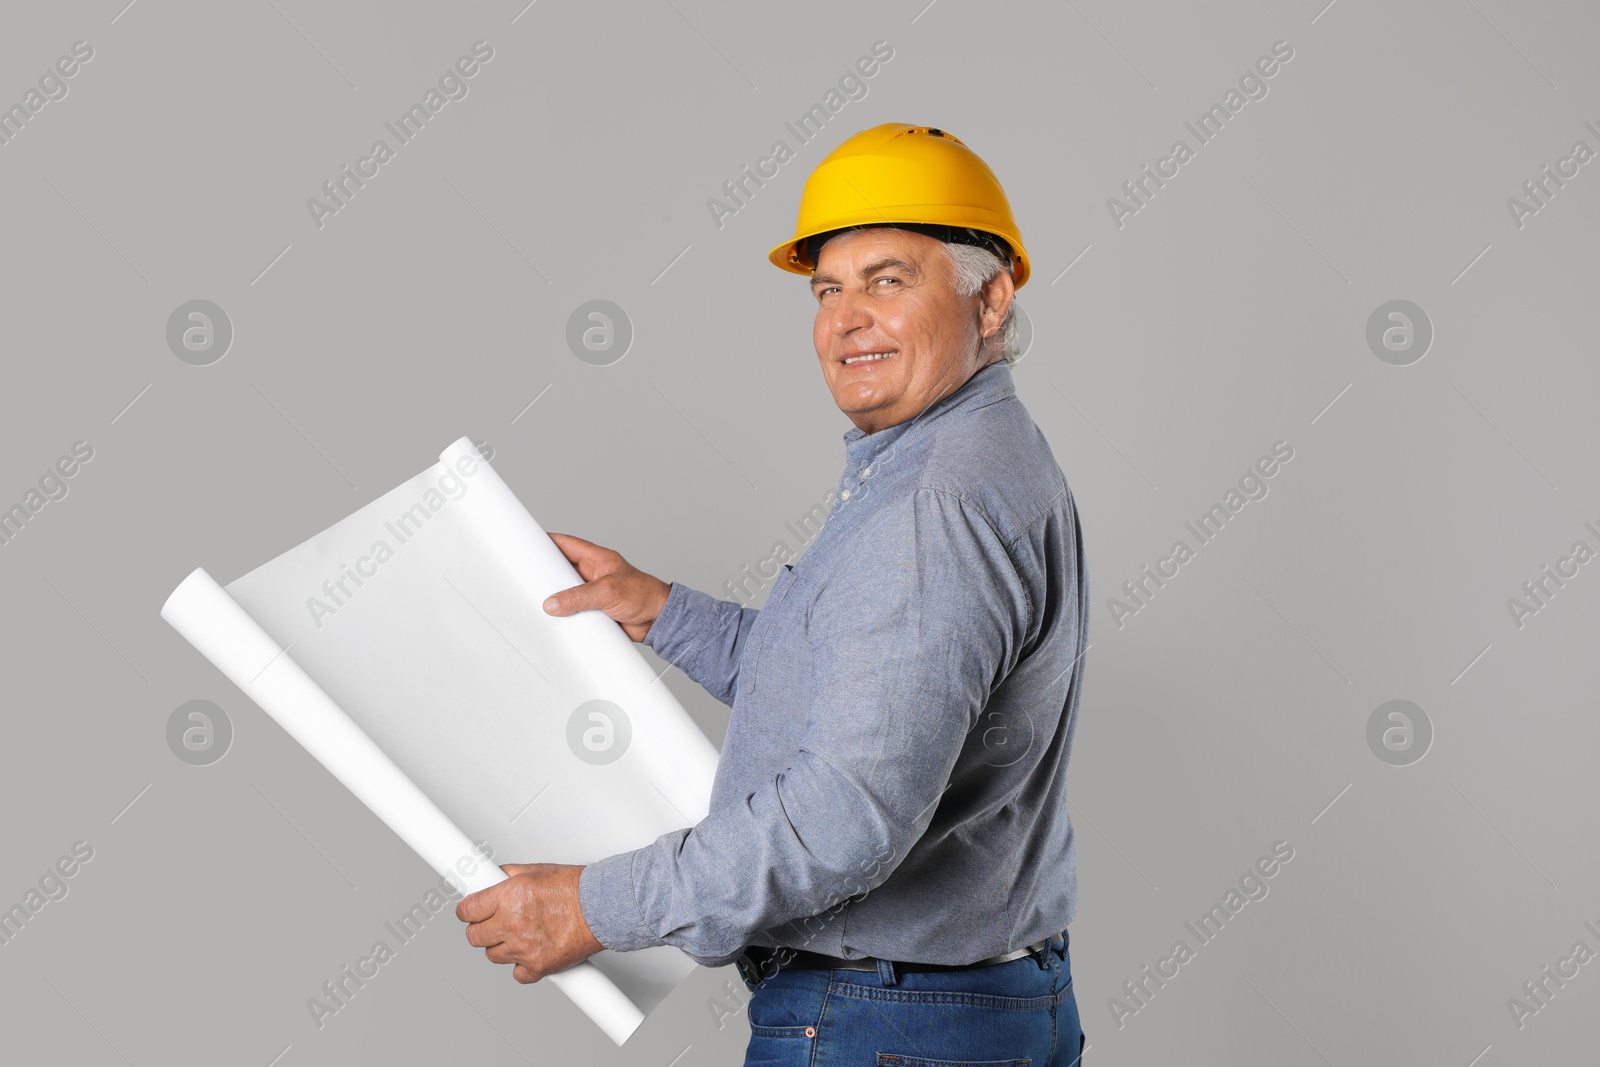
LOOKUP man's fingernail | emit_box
[543,596,559,613]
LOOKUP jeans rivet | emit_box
[805,1026,816,1038]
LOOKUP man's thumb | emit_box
[543,585,584,615]
[456,886,496,923]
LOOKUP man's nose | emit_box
[829,289,873,335]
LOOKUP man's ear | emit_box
[978,266,1016,340]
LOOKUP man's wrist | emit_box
[641,578,673,644]
[642,580,687,651]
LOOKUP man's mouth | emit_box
[842,350,897,365]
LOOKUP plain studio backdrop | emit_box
[1,1,1596,1064]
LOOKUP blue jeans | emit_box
[739,932,1084,1066]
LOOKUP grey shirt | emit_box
[579,358,1089,969]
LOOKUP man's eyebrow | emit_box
[860,257,918,279]
[810,257,919,288]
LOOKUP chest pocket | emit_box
[742,563,801,696]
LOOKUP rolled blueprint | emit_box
[160,436,720,1045]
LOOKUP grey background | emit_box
[2,0,1596,1063]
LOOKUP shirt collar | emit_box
[840,359,1017,471]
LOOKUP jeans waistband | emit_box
[737,927,1069,988]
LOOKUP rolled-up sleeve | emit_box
[642,580,759,708]
[580,487,1029,967]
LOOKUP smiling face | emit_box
[810,227,1014,435]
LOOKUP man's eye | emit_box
[874,276,899,286]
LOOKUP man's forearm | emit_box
[644,581,760,707]
[576,751,924,968]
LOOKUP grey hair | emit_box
[941,242,1020,365]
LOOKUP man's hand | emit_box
[543,532,671,643]
[456,863,606,984]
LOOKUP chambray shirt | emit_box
[579,358,1090,969]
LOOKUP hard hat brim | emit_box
[769,211,1030,289]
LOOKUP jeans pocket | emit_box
[746,971,824,1039]
[1059,981,1085,1065]
[745,1024,817,1067]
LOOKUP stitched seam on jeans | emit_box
[825,984,1056,1011]
[811,982,837,1067]
[1047,952,1058,1064]
[749,1024,813,1038]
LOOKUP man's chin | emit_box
[830,388,889,419]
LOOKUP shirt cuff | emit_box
[579,849,664,953]
[643,579,695,655]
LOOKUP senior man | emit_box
[457,124,1090,1065]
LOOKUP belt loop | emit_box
[876,957,899,987]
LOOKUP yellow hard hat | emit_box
[768,123,1031,289]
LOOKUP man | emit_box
[457,124,1090,1065]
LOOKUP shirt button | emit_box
[862,466,873,477]
[841,489,851,499]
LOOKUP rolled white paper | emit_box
[160,437,721,1046]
